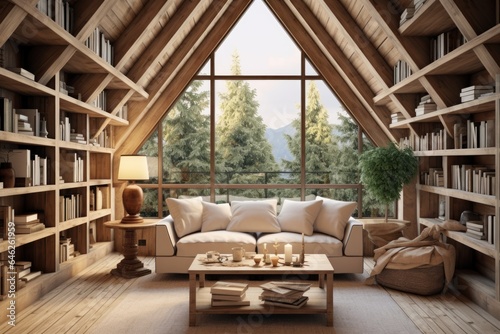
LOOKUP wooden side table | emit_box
[104,219,159,278]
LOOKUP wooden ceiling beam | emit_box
[27,46,76,85]
[114,0,252,152]
[126,0,201,84]
[359,0,428,71]
[113,0,173,70]
[73,0,117,41]
[272,0,394,146]
[321,0,393,87]
[0,1,37,46]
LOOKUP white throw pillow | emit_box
[166,197,203,237]
[278,199,323,235]
[314,196,357,240]
[227,199,280,233]
[201,202,232,232]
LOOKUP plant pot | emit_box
[362,218,410,248]
[0,162,15,188]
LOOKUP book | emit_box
[6,67,35,80]
[263,296,309,309]
[20,271,42,282]
[210,281,248,296]
[268,281,311,292]
[211,299,250,307]
[14,213,38,223]
[15,223,45,234]
[466,221,484,231]
[211,292,246,301]
[14,261,32,270]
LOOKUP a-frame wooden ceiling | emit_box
[109,0,419,159]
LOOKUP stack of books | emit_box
[210,281,249,306]
[70,132,87,145]
[399,6,415,26]
[466,220,485,240]
[460,85,495,103]
[16,261,41,283]
[16,113,33,135]
[391,112,405,124]
[14,213,45,234]
[415,95,437,116]
[259,281,311,309]
[60,235,76,263]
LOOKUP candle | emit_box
[284,243,292,264]
[264,243,267,251]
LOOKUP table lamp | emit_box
[118,155,149,224]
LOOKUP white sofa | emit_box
[155,196,364,274]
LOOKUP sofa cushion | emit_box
[201,202,232,232]
[314,196,357,240]
[277,199,323,235]
[166,197,203,237]
[176,230,257,256]
[257,232,343,257]
[226,199,280,233]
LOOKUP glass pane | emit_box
[141,188,160,218]
[214,79,299,184]
[305,59,318,76]
[303,80,354,185]
[138,129,159,185]
[162,80,210,184]
[214,0,300,75]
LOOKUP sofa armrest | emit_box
[343,218,363,256]
[156,216,177,256]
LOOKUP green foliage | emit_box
[215,50,278,183]
[358,142,418,219]
[163,80,211,184]
[283,81,335,192]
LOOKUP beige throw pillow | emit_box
[201,202,232,232]
[227,199,280,233]
[166,197,203,237]
[314,196,357,240]
[278,199,323,235]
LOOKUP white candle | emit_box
[284,243,292,264]
[264,243,267,251]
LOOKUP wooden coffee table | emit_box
[188,253,334,327]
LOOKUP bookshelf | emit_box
[0,0,141,321]
[380,0,500,318]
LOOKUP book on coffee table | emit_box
[263,296,309,309]
[210,281,248,295]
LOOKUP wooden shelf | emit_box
[11,0,148,99]
[374,25,500,105]
[413,148,497,157]
[390,93,500,129]
[399,0,456,36]
[419,218,495,257]
[59,217,89,232]
[195,286,328,314]
[0,227,57,253]
[418,185,497,206]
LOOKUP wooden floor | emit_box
[1,254,500,333]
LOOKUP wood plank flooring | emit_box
[0,254,499,333]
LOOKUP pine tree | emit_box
[283,81,335,195]
[330,112,378,215]
[215,50,278,188]
[164,80,210,185]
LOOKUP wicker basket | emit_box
[376,263,445,296]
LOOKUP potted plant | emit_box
[358,142,419,222]
[358,142,419,248]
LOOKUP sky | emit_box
[203,0,346,129]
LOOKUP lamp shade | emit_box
[118,155,149,181]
